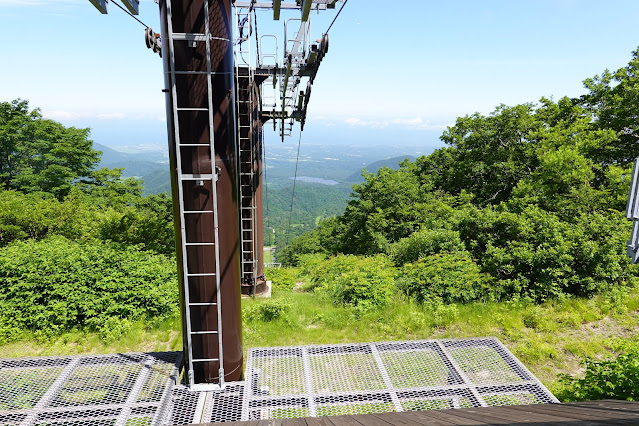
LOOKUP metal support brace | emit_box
[114,358,156,426]
[436,342,488,408]
[20,358,81,426]
[370,343,403,412]
[301,347,317,417]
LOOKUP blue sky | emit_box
[2,0,639,153]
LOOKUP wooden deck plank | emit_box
[455,404,609,425]
[339,413,393,426]
[348,414,394,425]
[201,401,639,425]
[506,402,639,423]
[371,412,429,426]
[495,405,607,425]
[305,416,340,426]
[391,409,485,425]
[566,400,639,414]
[389,410,465,426]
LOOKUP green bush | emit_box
[0,236,178,342]
[558,343,639,401]
[244,299,290,322]
[387,228,464,266]
[0,189,97,246]
[455,205,633,302]
[307,254,396,310]
[397,252,496,304]
[264,266,299,290]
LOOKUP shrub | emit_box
[0,236,178,342]
[387,228,464,266]
[306,254,396,309]
[264,266,298,291]
[558,343,639,401]
[455,205,633,302]
[0,189,97,246]
[244,299,290,322]
[397,252,496,304]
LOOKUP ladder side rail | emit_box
[248,27,259,294]
[235,5,249,286]
[203,0,226,386]
[165,0,197,385]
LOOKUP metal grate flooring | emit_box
[0,352,181,426]
[238,337,558,421]
[0,338,558,425]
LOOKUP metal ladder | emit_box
[165,0,225,388]
[235,4,259,293]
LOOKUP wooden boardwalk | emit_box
[203,400,639,425]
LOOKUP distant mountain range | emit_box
[94,142,421,195]
[94,143,169,194]
[345,155,416,182]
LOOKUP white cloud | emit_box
[43,110,82,121]
[42,109,129,121]
[341,116,449,131]
[96,112,126,120]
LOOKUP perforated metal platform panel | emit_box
[238,338,558,421]
[0,352,181,426]
[0,338,558,425]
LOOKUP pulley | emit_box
[145,27,162,57]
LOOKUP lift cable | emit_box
[110,0,150,29]
[254,8,260,65]
[325,0,348,34]
[285,130,303,247]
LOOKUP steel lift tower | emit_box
[89,0,340,389]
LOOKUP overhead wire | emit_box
[282,1,347,247]
[325,0,348,34]
[285,130,303,247]
[110,0,150,29]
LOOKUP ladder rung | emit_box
[187,273,216,277]
[174,71,209,75]
[181,174,215,180]
[192,358,220,363]
[184,210,214,214]
[189,303,218,307]
[172,33,207,41]
[190,330,219,335]
[177,108,208,111]
[185,242,216,246]
[179,144,210,147]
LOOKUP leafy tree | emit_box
[73,167,144,209]
[580,47,639,165]
[438,104,541,205]
[0,99,100,199]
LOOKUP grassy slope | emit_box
[2,273,637,398]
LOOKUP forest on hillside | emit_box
[2,47,639,401]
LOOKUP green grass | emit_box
[1,270,638,400]
[263,246,275,264]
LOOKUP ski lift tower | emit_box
[88,0,340,389]
[233,0,336,297]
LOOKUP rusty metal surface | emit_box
[160,0,243,385]
[237,69,265,294]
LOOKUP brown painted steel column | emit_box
[160,0,243,384]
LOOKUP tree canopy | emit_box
[279,46,639,303]
[0,100,100,199]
